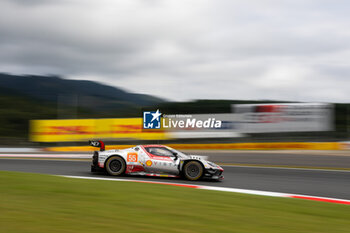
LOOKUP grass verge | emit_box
[0,171,349,233]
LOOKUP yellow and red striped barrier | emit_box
[30,118,168,142]
[44,142,342,152]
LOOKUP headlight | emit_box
[207,161,217,167]
[208,169,217,174]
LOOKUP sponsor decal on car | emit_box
[127,152,138,162]
[146,160,152,166]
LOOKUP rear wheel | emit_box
[183,161,203,181]
[105,156,126,176]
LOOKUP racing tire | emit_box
[105,156,126,176]
[183,161,203,181]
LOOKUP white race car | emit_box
[89,140,224,181]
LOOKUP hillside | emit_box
[0,73,164,112]
[0,73,165,141]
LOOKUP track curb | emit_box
[61,175,350,206]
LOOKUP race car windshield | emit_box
[165,147,188,158]
[145,147,174,157]
[145,146,188,158]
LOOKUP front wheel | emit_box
[105,156,126,176]
[183,161,203,181]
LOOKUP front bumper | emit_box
[203,168,224,180]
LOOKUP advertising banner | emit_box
[232,103,333,133]
[30,118,168,142]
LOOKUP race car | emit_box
[89,140,224,181]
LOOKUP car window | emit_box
[146,147,174,157]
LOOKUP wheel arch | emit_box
[104,154,126,168]
[180,159,205,173]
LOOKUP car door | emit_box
[142,146,180,175]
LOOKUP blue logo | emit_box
[143,109,162,129]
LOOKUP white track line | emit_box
[0,154,91,158]
[60,175,350,205]
[0,148,40,153]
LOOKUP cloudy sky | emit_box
[1,0,350,102]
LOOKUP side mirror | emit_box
[173,152,178,160]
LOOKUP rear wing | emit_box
[89,140,105,151]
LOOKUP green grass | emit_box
[0,171,349,233]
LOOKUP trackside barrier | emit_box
[30,118,168,142]
[44,142,342,152]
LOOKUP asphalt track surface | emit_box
[4,150,350,168]
[192,150,350,168]
[0,158,349,200]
